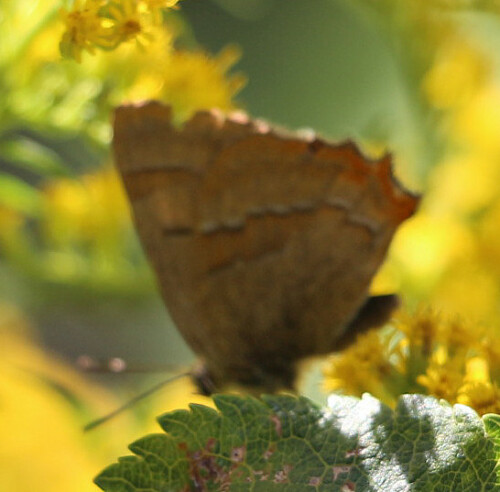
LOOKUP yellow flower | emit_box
[390,214,474,294]
[121,44,245,120]
[40,166,130,249]
[457,381,500,416]
[453,85,500,157]
[426,154,499,216]
[323,331,396,403]
[58,0,182,60]
[154,46,246,120]
[395,309,439,350]
[432,262,500,322]
[423,37,489,109]
[416,354,464,402]
[463,356,490,383]
[322,309,494,410]
[41,177,90,247]
[439,316,481,353]
[59,0,111,62]
[105,0,155,48]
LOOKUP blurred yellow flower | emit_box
[154,46,246,120]
[453,85,500,157]
[40,166,130,249]
[433,262,500,321]
[34,166,147,288]
[423,37,488,109]
[427,154,499,216]
[396,308,438,349]
[361,0,500,340]
[0,304,120,492]
[123,44,246,120]
[389,214,474,294]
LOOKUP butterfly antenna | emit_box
[84,371,191,432]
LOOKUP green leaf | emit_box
[484,413,500,479]
[95,394,500,491]
[0,136,70,177]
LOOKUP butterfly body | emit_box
[113,102,418,392]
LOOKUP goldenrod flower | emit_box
[154,46,246,121]
[59,0,111,62]
[416,350,464,402]
[58,0,181,60]
[104,0,154,48]
[324,309,500,415]
[324,331,399,404]
[457,381,500,416]
[396,309,438,351]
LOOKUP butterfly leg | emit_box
[334,294,400,352]
[191,361,218,396]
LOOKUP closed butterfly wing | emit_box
[113,101,418,391]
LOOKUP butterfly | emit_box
[113,101,418,394]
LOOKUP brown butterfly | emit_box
[113,101,418,394]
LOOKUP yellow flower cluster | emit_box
[34,166,157,292]
[1,0,244,291]
[328,2,500,417]
[324,310,500,415]
[40,166,129,252]
[59,0,180,62]
[109,38,246,120]
[376,33,500,322]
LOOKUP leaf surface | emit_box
[95,394,500,491]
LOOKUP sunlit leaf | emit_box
[95,394,499,491]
